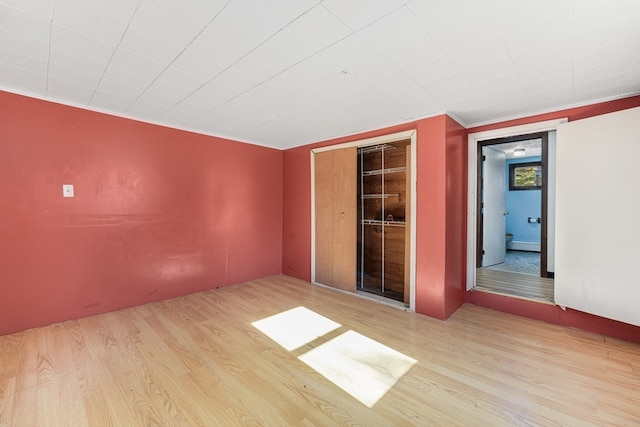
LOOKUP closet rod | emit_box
[362,220,406,227]
[357,144,397,154]
[362,166,406,176]
[361,193,399,199]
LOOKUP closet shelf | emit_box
[362,166,407,176]
[361,219,406,227]
[361,193,400,199]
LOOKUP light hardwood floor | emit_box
[1,275,638,426]
[475,268,555,303]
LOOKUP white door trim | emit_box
[311,129,417,311]
[467,119,567,291]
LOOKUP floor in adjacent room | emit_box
[1,275,637,425]
[475,268,555,303]
[477,250,554,303]
[484,250,540,276]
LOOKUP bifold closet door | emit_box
[314,147,356,292]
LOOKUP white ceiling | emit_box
[487,138,542,159]
[1,1,638,150]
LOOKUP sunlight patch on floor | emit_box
[253,307,416,407]
[251,306,341,351]
[298,330,416,407]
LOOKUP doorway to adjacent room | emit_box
[474,131,556,303]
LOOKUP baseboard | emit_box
[509,241,540,252]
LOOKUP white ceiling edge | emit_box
[463,91,640,130]
[302,110,447,147]
[0,85,273,149]
[2,85,638,151]
[0,85,448,149]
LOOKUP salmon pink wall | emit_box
[414,117,447,317]
[466,94,640,343]
[467,292,640,343]
[0,91,283,336]
[444,116,468,316]
[282,147,312,280]
[413,115,468,319]
[282,115,468,320]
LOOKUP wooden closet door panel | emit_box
[331,147,357,292]
[314,150,334,286]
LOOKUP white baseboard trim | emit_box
[510,241,541,252]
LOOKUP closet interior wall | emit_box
[357,140,410,303]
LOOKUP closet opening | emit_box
[357,139,410,304]
[311,129,416,311]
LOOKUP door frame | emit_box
[477,132,549,276]
[311,129,417,311]
[467,119,566,291]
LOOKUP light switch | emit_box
[62,184,74,198]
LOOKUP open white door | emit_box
[481,146,507,267]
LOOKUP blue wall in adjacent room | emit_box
[506,156,541,245]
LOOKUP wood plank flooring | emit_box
[475,268,555,303]
[1,275,639,426]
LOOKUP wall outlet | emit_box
[62,184,74,197]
